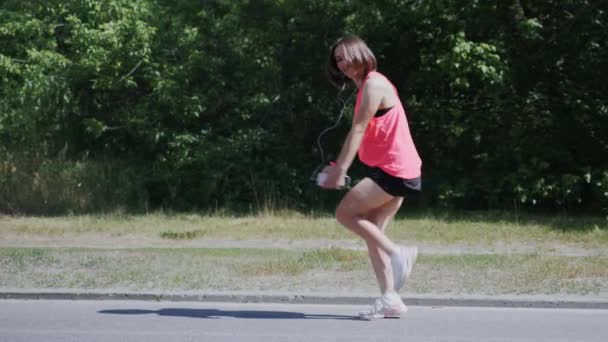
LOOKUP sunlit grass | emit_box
[2,210,607,247]
[243,247,368,276]
[410,253,608,295]
[1,247,606,296]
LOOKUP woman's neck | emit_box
[354,71,374,88]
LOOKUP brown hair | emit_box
[326,34,377,89]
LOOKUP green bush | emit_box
[0,0,606,215]
[0,148,148,215]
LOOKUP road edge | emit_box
[1,289,607,309]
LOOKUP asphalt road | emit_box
[1,299,607,342]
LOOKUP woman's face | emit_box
[334,44,358,80]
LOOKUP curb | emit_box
[1,290,607,309]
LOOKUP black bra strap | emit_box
[375,106,394,117]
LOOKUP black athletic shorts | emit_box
[363,164,421,197]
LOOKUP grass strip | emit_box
[1,247,606,296]
[2,211,606,247]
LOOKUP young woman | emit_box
[320,34,421,320]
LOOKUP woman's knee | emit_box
[335,202,354,227]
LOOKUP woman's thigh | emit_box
[336,178,396,221]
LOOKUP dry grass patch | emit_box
[1,247,607,296]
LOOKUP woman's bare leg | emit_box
[365,197,403,294]
[335,178,399,256]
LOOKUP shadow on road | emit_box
[99,308,356,320]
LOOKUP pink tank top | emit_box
[354,71,422,179]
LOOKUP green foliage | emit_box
[0,0,606,215]
[0,148,148,215]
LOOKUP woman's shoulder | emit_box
[364,71,393,91]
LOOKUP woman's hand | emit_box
[319,164,346,189]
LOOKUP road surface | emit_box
[0,299,606,341]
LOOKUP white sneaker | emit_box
[358,295,408,320]
[391,245,418,290]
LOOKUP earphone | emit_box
[310,84,356,189]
